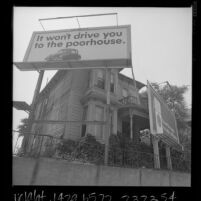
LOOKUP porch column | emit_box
[87,101,95,134]
[165,145,172,170]
[129,109,134,140]
[151,135,160,169]
[133,118,141,144]
[90,69,96,87]
[112,109,118,135]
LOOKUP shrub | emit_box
[74,134,105,164]
[108,132,154,168]
[56,134,105,164]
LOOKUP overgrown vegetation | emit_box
[56,134,105,164]
[28,132,190,172]
[151,82,191,152]
[109,132,154,168]
[51,133,154,168]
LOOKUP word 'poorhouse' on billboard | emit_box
[23,25,131,65]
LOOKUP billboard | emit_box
[147,81,180,146]
[15,25,132,71]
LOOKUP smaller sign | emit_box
[153,97,163,134]
[147,81,180,147]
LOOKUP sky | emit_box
[13,7,192,150]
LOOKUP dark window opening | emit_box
[81,125,86,137]
[110,74,115,93]
[96,70,105,89]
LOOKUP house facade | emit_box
[31,68,150,145]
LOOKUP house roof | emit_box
[118,73,145,89]
[38,70,68,100]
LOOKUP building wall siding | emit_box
[64,70,89,140]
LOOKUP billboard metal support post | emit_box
[129,109,134,140]
[21,70,44,154]
[151,135,160,169]
[104,68,111,166]
[165,144,172,170]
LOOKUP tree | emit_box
[15,118,30,155]
[151,82,191,151]
[151,82,189,128]
[17,118,29,137]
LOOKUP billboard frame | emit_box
[14,25,132,71]
[147,81,181,148]
[14,59,131,71]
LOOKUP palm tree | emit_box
[151,82,191,151]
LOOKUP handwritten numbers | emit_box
[98,194,105,201]
[53,193,77,201]
[150,195,159,201]
[58,193,65,201]
[132,196,139,201]
[140,195,148,201]
[82,193,112,201]
[121,195,130,201]
[161,193,168,201]
[120,193,175,201]
[88,192,96,201]
[14,191,177,201]
[70,194,78,201]
[168,192,176,201]
[98,194,112,201]
[104,194,112,201]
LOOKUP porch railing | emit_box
[119,96,138,105]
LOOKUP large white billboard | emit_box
[147,81,180,146]
[15,25,132,71]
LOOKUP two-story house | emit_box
[29,68,150,149]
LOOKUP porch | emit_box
[118,96,150,143]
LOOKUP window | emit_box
[110,73,115,93]
[96,70,105,89]
[95,106,104,139]
[110,111,113,133]
[122,89,128,97]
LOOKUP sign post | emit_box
[165,144,172,170]
[151,135,160,169]
[104,68,111,166]
[147,81,182,169]
[21,70,44,154]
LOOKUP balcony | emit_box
[118,96,149,119]
[119,96,139,106]
[81,86,120,106]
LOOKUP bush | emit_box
[56,134,105,164]
[74,134,105,164]
[108,132,154,168]
[171,148,190,172]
